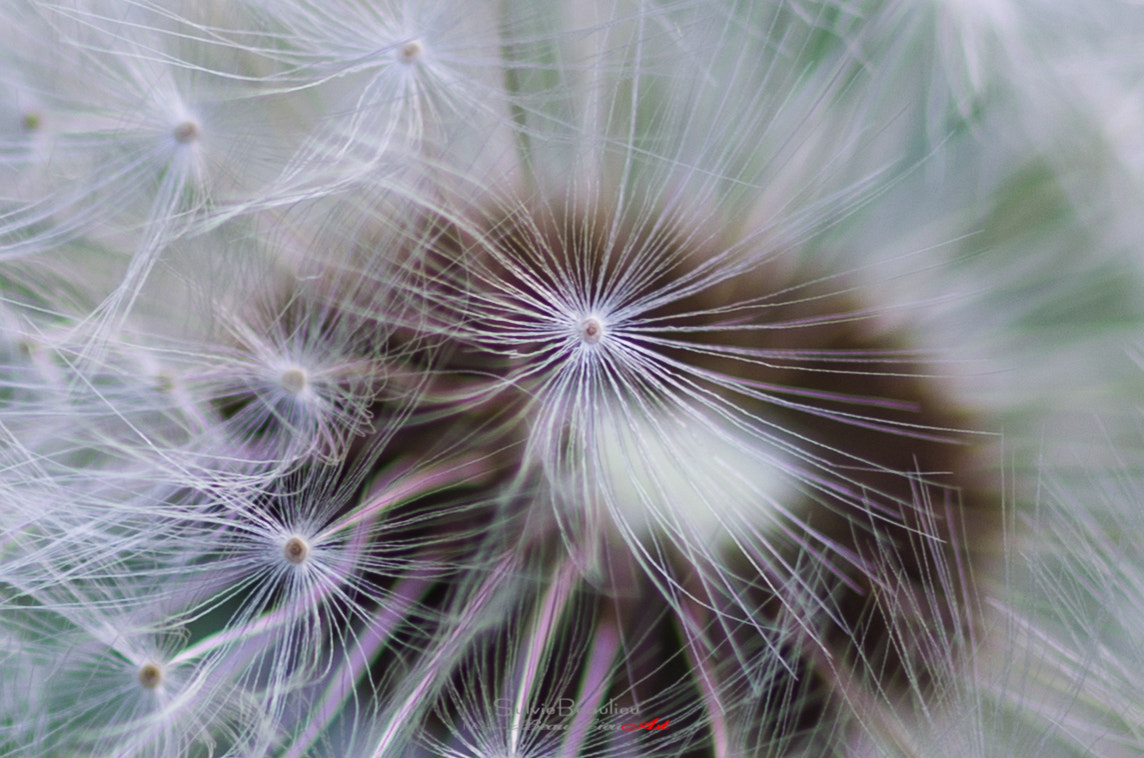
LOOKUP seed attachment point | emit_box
[280,367,308,395]
[579,316,605,345]
[398,40,423,63]
[283,535,309,565]
[138,662,163,689]
[172,120,199,144]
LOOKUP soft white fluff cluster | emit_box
[3,1,1144,756]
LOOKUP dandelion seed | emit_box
[236,0,518,207]
[184,264,395,468]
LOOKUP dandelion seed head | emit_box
[1,1,1131,755]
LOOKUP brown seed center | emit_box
[399,40,423,63]
[580,316,604,345]
[283,535,309,564]
[172,120,199,144]
[138,662,163,689]
[280,367,308,395]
